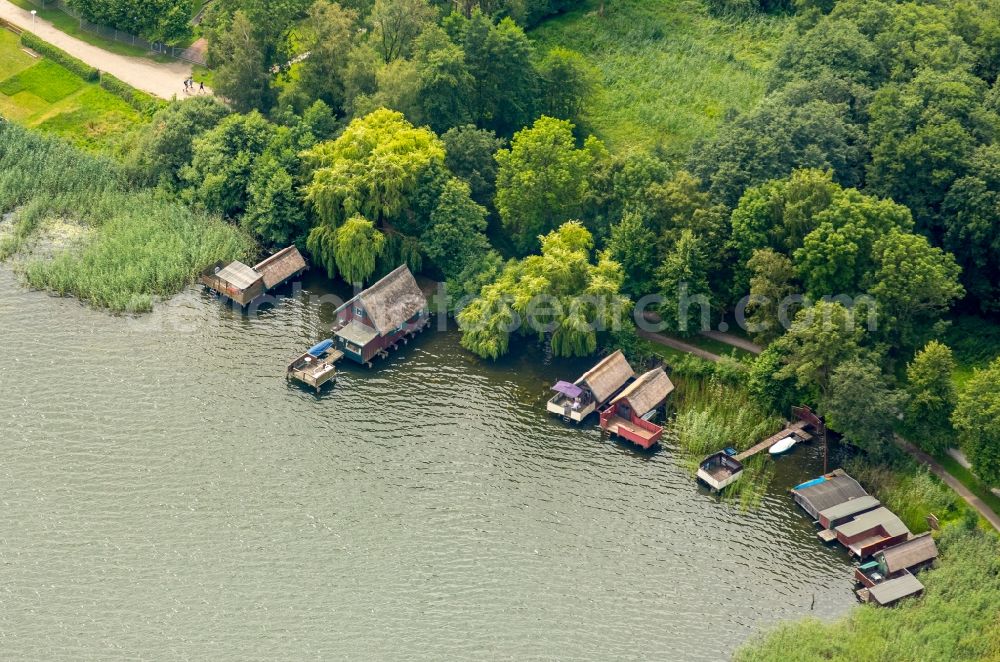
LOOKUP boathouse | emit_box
[858,570,924,606]
[833,506,910,558]
[875,533,938,576]
[546,350,635,423]
[817,495,881,530]
[791,469,869,520]
[599,367,674,449]
[696,451,744,491]
[200,245,307,306]
[332,265,429,366]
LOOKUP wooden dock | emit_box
[734,420,811,461]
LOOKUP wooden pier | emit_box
[734,420,812,461]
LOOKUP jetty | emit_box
[733,420,812,461]
[287,338,343,392]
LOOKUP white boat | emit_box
[769,436,798,455]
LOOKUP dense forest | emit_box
[2,0,1000,657]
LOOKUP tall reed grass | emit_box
[0,123,252,312]
[668,377,782,509]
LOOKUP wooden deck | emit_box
[734,420,811,461]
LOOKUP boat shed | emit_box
[200,245,307,306]
[581,350,635,405]
[817,495,882,529]
[333,265,430,365]
[792,469,869,520]
[834,506,910,558]
[862,570,924,606]
[876,533,938,576]
[598,368,674,449]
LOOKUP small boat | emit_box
[769,435,798,455]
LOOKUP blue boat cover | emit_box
[552,380,584,398]
[307,338,335,357]
[794,476,828,491]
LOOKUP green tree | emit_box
[824,358,900,450]
[536,47,596,123]
[414,29,474,133]
[494,116,597,254]
[210,11,274,113]
[603,210,659,299]
[182,111,278,217]
[370,0,437,63]
[291,0,359,112]
[905,340,958,454]
[657,229,713,337]
[303,109,445,226]
[771,300,865,401]
[867,229,964,351]
[334,215,386,285]
[458,222,628,359]
[744,248,797,345]
[952,358,1000,485]
[423,178,490,279]
[441,124,504,208]
[129,97,230,187]
[69,0,192,42]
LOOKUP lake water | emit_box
[0,269,857,660]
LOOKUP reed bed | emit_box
[667,377,782,509]
[0,123,252,312]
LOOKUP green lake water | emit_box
[0,269,857,659]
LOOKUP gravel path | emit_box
[1,0,194,99]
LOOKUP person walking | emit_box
[198,81,205,94]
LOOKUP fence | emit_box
[21,0,208,65]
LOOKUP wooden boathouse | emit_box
[697,450,744,491]
[332,265,430,366]
[791,469,869,521]
[599,367,674,449]
[200,245,307,306]
[857,570,925,606]
[833,506,910,558]
[855,533,938,588]
[546,350,635,423]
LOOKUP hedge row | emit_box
[20,32,99,82]
[99,73,163,115]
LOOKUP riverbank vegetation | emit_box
[0,123,251,311]
[736,521,1000,662]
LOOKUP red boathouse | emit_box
[332,265,430,366]
[599,367,674,449]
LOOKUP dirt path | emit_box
[637,328,723,362]
[1,0,193,99]
[700,329,762,355]
[894,435,1000,532]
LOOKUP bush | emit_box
[20,32,99,82]
[99,72,163,115]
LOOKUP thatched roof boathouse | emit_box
[546,350,635,423]
[332,265,430,366]
[200,245,307,307]
[599,367,674,449]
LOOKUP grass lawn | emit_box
[531,0,790,157]
[0,28,144,153]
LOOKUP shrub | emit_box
[98,72,163,115]
[20,32,99,82]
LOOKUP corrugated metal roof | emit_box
[792,470,868,518]
[818,495,881,523]
[869,572,924,605]
[835,507,909,539]
[878,534,938,574]
[215,261,261,291]
[579,350,635,404]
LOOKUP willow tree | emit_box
[302,108,444,281]
[457,221,630,359]
[334,215,386,286]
